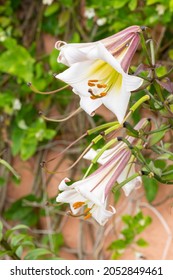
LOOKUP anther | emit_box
[88,82,95,87]
[89,79,99,83]
[84,213,92,220]
[97,84,107,88]
[73,201,85,209]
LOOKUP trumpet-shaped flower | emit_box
[55,26,143,123]
[56,141,136,225]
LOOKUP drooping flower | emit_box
[55,26,143,123]
[56,146,131,225]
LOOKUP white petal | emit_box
[102,82,131,123]
[58,46,89,66]
[58,177,71,191]
[79,95,102,116]
[56,189,84,204]
[124,73,143,91]
[83,148,98,161]
[91,204,116,226]
[86,42,123,74]
[122,176,142,196]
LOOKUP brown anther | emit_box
[100,92,107,97]
[97,84,107,88]
[73,201,85,209]
[84,207,91,214]
[88,82,95,87]
[90,95,97,100]
[84,212,92,220]
[89,79,98,83]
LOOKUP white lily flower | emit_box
[56,145,134,225]
[55,26,143,123]
[56,43,142,123]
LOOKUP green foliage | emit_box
[108,211,152,259]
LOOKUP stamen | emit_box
[41,142,93,174]
[84,213,92,220]
[84,207,91,214]
[88,79,99,83]
[90,92,107,99]
[27,82,69,95]
[97,84,107,88]
[88,82,95,87]
[39,107,82,122]
[73,202,85,209]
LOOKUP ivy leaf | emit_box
[24,248,52,260]
[142,176,159,202]
[0,43,34,82]
[136,238,148,247]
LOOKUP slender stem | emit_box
[140,33,151,65]
[144,124,171,135]
[112,172,140,193]
[130,95,150,113]
[153,81,164,102]
[150,39,155,66]
[87,121,118,135]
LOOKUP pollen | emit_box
[84,207,91,214]
[88,79,99,83]
[73,201,85,209]
[97,84,107,88]
[84,212,92,220]
[88,82,95,87]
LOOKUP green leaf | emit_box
[149,125,168,146]
[162,165,173,181]
[5,225,29,240]
[24,248,52,260]
[20,136,37,160]
[108,239,126,250]
[112,0,129,8]
[44,3,59,17]
[142,176,159,202]
[0,250,11,258]
[0,44,34,82]
[128,0,137,11]
[136,238,149,247]
[121,228,134,244]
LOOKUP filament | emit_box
[45,131,88,164]
[39,107,82,122]
[27,82,69,95]
[42,143,93,174]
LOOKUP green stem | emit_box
[87,121,118,135]
[140,33,152,65]
[0,158,20,179]
[150,39,155,66]
[144,124,171,135]
[112,172,140,193]
[130,95,150,113]
[153,81,164,102]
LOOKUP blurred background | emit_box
[0,0,173,260]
